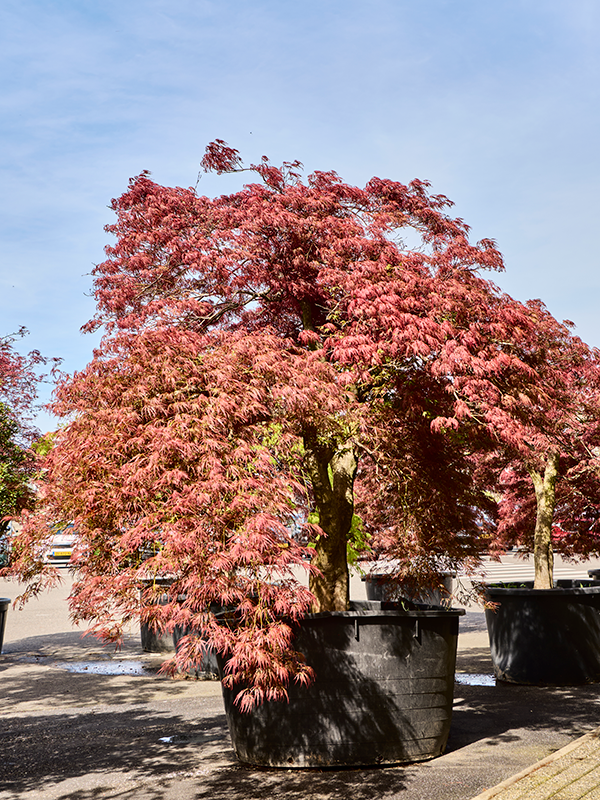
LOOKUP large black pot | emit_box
[0,598,9,654]
[220,599,464,768]
[485,580,600,685]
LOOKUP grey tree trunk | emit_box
[303,429,358,612]
[529,451,560,590]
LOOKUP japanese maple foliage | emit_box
[0,329,48,431]
[11,141,598,707]
[0,329,55,535]
[484,306,600,587]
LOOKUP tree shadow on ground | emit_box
[40,766,414,800]
[187,763,413,800]
[0,692,415,800]
[3,630,600,800]
[8,762,416,800]
[0,702,232,797]
[455,645,495,674]
[3,668,599,800]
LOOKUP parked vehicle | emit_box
[44,524,76,567]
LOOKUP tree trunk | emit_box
[303,429,357,612]
[529,452,560,590]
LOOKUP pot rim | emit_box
[304,600,465,620]
[215,599,465,629]
[361,571,457,581]
[485,582,600,597]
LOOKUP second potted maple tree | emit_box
[481,310,600,684]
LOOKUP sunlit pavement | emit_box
[469,727,600,800]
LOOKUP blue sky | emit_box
[2,0,600,430]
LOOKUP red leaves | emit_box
[0,329,55,434]
[12,139,600,707]
[0,331,56,569]
[200,139,243,174]
[216,619,315,712]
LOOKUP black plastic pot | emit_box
[0,598,9,654]
[172,625,219,678]
[485,580,600,685]
[219,599,464,768]
[362,572,455,606]
[139,580,219,676]
[139,578,178,653]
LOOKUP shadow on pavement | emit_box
[449,664,600,752]
[2,631,600,800]
[183,764,412,800]
[455,645,495,674]
[0,689,417,800]
[0,660,217,710]
[0,703,231,796]
[14,770,415,800]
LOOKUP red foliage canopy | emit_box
[10,142,600,706]
[0,328,49,434]
[0,328,56,538]
[487,306,600,576]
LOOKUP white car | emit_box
[45,525,76,567]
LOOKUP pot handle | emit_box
[413,619,421,643]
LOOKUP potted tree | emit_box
[7,143,551,765]
[467,306,600,684]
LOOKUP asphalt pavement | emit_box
[2,557,600,800]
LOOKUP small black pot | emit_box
[219,599,464,768]
[139,578,178,653]
[362,572,455,606]
[139,580,220,677]
[0,598,9,654]
[172,625,219,678]
[485,580,600,685]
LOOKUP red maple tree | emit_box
[0,328,48,428]
[0,328,55,539]
[480,304,600,587]
[10,142,600,706]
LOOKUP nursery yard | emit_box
[2,559,600,800]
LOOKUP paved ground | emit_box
[1,556,600,800]
[469,728,600,799]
